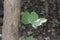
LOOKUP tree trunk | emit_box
[2,0,20,40]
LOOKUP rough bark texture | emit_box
[2,0,20,40]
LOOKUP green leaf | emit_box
[22,11,39,24]
[39,18,47,23]
[22,11,47,28]
[29,11,39,23]
[32,18,47,28]
[26,36,36,40]
[32,19,41,28]
[22,11,30,24]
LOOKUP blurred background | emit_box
[1,0,60,40]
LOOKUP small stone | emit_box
[48,30,51,32]
[44,36,50,40]
[24,6,27,9]
[27,31,33,35]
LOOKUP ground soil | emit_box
[19,0,60,40]
[0,0,60,40]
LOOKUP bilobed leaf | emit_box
[30,11,39,23]
[22,11,30,24]
[22,11,39,24]
[26,36,36,40]
[32,18,47,28]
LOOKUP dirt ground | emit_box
[0,0,60,40]
[19,0,60,40]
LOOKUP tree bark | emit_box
[2,0,20,40]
